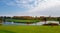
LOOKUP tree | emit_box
[57,17,60,24]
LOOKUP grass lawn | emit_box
[0,26,60,33]
[6,19,39,22]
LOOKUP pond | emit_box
[2,21,59,25]
[2,22,27,25]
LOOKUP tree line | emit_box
[0,16,60,21]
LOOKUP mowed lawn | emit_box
[0,26,60,33]
[6,19,39,22]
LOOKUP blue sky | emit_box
[0,0,60,17]
[0,0,30,16]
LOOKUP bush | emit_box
[43,23,59,26]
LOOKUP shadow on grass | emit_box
[0,30,16,33]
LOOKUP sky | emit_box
[0,0,60,17]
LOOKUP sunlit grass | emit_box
[0,26,60,33]
[6,19,39,22]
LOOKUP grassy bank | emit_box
[0,26,60,33]
[6,19,39,22]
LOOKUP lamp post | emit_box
[11,17,14,24]
[44,17,47,24]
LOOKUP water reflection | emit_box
[3,22,14,25]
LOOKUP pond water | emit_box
[2,22,27,25]
[2,21,59,25]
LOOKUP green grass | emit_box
[0,26,60,33]
[6,19,39,22]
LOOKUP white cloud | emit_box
[28,0,60,13]
[14,0,43,9]
[23,0,60,17]
[17,6,60,17]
